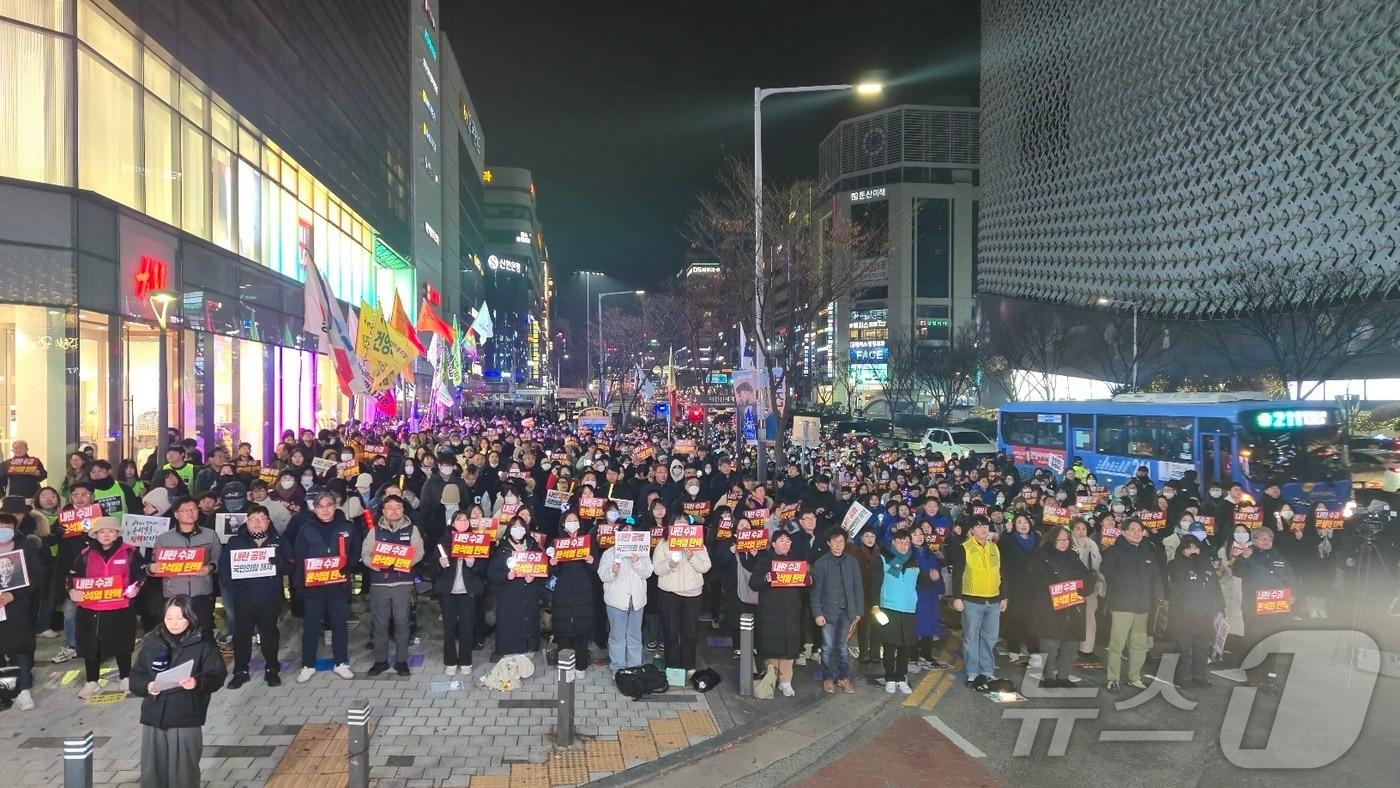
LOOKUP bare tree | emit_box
[684,155,885,461]
[592,308,653,428]
[980,313,1069,401]
[912,325,983,426]
[1201,262,1400,400]
[831,357,858,415]
[878,332,922,419]
[1081,311,1173,395]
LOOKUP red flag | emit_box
[416,298,456,345]
[391,291,426,356]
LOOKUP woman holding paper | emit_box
[68,517,145,698]
[435,511,489,676]
[548,511,598,676]
[130,594,228,788]
[488,516,546,662]
[599,518,653,669]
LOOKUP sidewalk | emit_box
[1,591,718,787]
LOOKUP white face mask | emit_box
[341,453,353,462]
[505,494,518,504]
[606,511,620,522]
[280,479,295,490]
[686,485,700,495]
[1209,489,1222,498]
[1164,490,1176,499]
[1233,532,1249,544]
[564,520,579,534]
[1112,503,1126,513]
[510,525,526,541]
[541,461,552,471]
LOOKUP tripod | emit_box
[1354,537,1400,617]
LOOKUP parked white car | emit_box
[1350,449,1400,497]
[908,427,999,456]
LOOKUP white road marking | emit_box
[924,715,987,758]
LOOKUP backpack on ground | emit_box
[614,664,668,699]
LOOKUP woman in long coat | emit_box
[1030,526,1093,687]
[488,516,546,661]
[548,511,597,670]
[1000,513,1043,661]
[910,528,945,666]
[749,530,805,697]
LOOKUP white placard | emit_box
[229,546,277,579]
[310,457,336,475]
[544,489,571,510]
[121,514,169,550]
[610,498,634,519]
[151,659,194,692]
[614,529,650,558]
[214,513,247,544]
[841,501,873,539]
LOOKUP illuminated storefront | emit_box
[0,0,415,470]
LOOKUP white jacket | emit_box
[599,545,653,610]
[652,539,711,597]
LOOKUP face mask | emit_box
[564,520,579,534]
[1164,490,1176,499]
[541,461,552,471]
[606,510,620,522]
[1233,532,1249,544]
[0,528,13,543]
[686,485,700,495]
[440,468,454,478]
[1209,489,1222,498]
[280,480,295,490]
[510,525,526,541]
[505,494,518,504]
[1056,492,1068,501]
[1179,522,1193,532]
[340,453,353,462]
[301,476,313,488]
[1112,503,1126,514]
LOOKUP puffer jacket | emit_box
[128,626,227,729]
[599,544,653,610]
[652,538,711,597]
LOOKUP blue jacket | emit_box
[879,546,919,614]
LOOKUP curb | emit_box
[587,691,831,787]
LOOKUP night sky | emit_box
[447,1,980,280]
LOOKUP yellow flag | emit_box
[355,301,419,392]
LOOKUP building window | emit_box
[2,0,72,30]
[914,198,950,298]
[180,119,208,238]
[143,94,176,225]
[78,48,140,209]
[0,304,67,472]
[210,141,234,249]
[78,0,136,77]
[0,21,70,186]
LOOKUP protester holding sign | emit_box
[1099,519,1164,692]
[219,506,287,689]
[549,512,598,676]
[152,497,221,641]
[653,514,712,677]
[68,517,144,698]
[0,512,44,710]
[1029,526,1093,689]
[293,492,357,683]
[1165,534,1224,689]
[435,512,489,676]
[749,530,806,697]
[1232,526,1295,694]
[0,440,48,499]
[361,495,422,676]
[488,516,547,663]
[599,517,654,670]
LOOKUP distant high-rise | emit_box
[978,0,1400,316]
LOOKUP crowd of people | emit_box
[0,409,1377,784]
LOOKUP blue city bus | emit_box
[996,394,1352,503]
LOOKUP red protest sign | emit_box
[1100,526,1122,547]
[775,503,799,523]
[735,528,769,552]
[971,503,989,518]
[511,550,548,579]
[770,560,809,588]
[1041,505,1071,527]
[743,508,771,523]
[681,500,712,520]
[336,460,360,481]
[672,438,696,455]
[151,547,207,576]
[1254,587,1293,616]
[369,541,414,572]
[470,517,496,534]
[553,535,592,562]
[632,445,654,463]
[1314,512,1344,532]
[450,531,491,559]
[303,555,347,586]
[72,576,122,603]
[1235,505,1264,528]
[715,519,734,541]
[1048,578,1085,611]
[59,504,102,539]
[1138,510,1167,532]
[595,522,617,548]
[578,496,605,520]
[1195,515,1216,536]
[668,524,704,551]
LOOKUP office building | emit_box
[481,166,551,388]
[0,0,483,472]
[815,104,982,410]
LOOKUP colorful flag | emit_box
[390,291,426,357]
[737,322,749,369]
[446,315,463,387]
[416,298,456,344]
[301,250,369,396]
[469,300,494,341]
[356,301,420,392]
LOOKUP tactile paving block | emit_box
[677,709,719,737]
[649,718,689,751]
[509,762,551,788]
[618,729,658,760]
[584,738,625,773]
[547,747,590,785]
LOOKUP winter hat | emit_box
[142,487,172,516]
[89,516,121,536]
[441,485,462,506]
[355,473,373,492]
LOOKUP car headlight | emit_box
[1343,499,1358,518]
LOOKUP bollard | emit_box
[739,613,755,696]
[62,732,94,788]
[347,703,371,788]
[556,648,576,747]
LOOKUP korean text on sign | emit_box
[450,531,491,559]
[735,528,769,553]
[578,496,605,520]
[152,547,206,576]
[303,555,347,586]
[73,576,121,603]
[668,524,704,551]
[1048,578,1085,611]
[1254,587,1292,615]
[553,536,592,562]
[770,560,809,588]
[370,542,414,572]
[512,550,549,579]
[59,503,102,539]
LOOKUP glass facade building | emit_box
[0,0,417,471]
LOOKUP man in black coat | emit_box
[1233,527,1296,693]
[800,475,841,534]
[1166,535,1224,689]
[1100,520,1165,691]
[219,506,288,688]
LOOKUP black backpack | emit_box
[614,664,668,700]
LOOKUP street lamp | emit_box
[753,79,882,480]
[598,290,644,424]
[577,271,603,401]
[1097,296,1140,391]
[149,289,178,464]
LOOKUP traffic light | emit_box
[687,406,705,423]
[653,402,670,419]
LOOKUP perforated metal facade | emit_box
[978,0,1400,317]
[819,105,980,189]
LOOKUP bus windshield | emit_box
[1237,420,1348,483]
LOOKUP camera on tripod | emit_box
[1354,499,1397,544]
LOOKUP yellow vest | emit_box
[961,537,1001,598]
